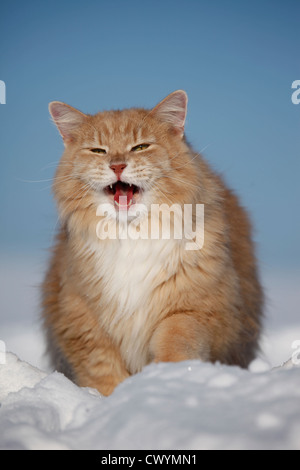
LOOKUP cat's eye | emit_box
[90,148,107,154]
[131,144,150,152]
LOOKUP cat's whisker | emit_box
[154,185,175,205]
[171,153,201,171]
[38,161,72,171]
[39,175,82,191]
[67,182,92,203]
[39,176,82,192]
[161,173,201,191]
[17,177,58,184]
[199,144,211,154]
[35,184,56,192]
[162,144,209,170]
[17,173,80,185]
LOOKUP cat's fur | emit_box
[42,90,263,396]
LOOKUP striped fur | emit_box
[42,91,263,396]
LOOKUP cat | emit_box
[42,90,263,396]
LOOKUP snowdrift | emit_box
[0,352,299,450]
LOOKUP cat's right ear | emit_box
[49,102,86,144]
[151,90,188,137]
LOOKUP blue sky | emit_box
[0,0,299,270]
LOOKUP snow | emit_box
[0,255,300,450]
[1,353,300,450]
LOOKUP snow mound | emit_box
[0,352,300,450]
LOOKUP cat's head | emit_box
[49,91,200,233]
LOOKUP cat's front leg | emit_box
[45,284,130,396]
[149,313,211,364]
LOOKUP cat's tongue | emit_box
[114,182,134,210]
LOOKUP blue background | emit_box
[0,0,299,271]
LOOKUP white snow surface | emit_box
[0,254,300,450]
[1,353,300,450]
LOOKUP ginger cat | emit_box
[42,91,263,396]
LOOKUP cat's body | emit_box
[43,91,263,395]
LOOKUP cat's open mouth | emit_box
[104,181,141,210]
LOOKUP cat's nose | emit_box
[110,163,127,180]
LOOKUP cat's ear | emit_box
[49,101,86,144]
[151,90,188,137]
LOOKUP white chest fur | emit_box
[94,237,181,318]
[86,236,183,372]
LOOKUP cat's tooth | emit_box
[130,184,132,187]
[110,185,112,189]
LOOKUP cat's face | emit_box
[50,91,199,227]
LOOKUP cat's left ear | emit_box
[49,101,87,144]
[151,90,188,137]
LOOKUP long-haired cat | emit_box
[42,90,263,396]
